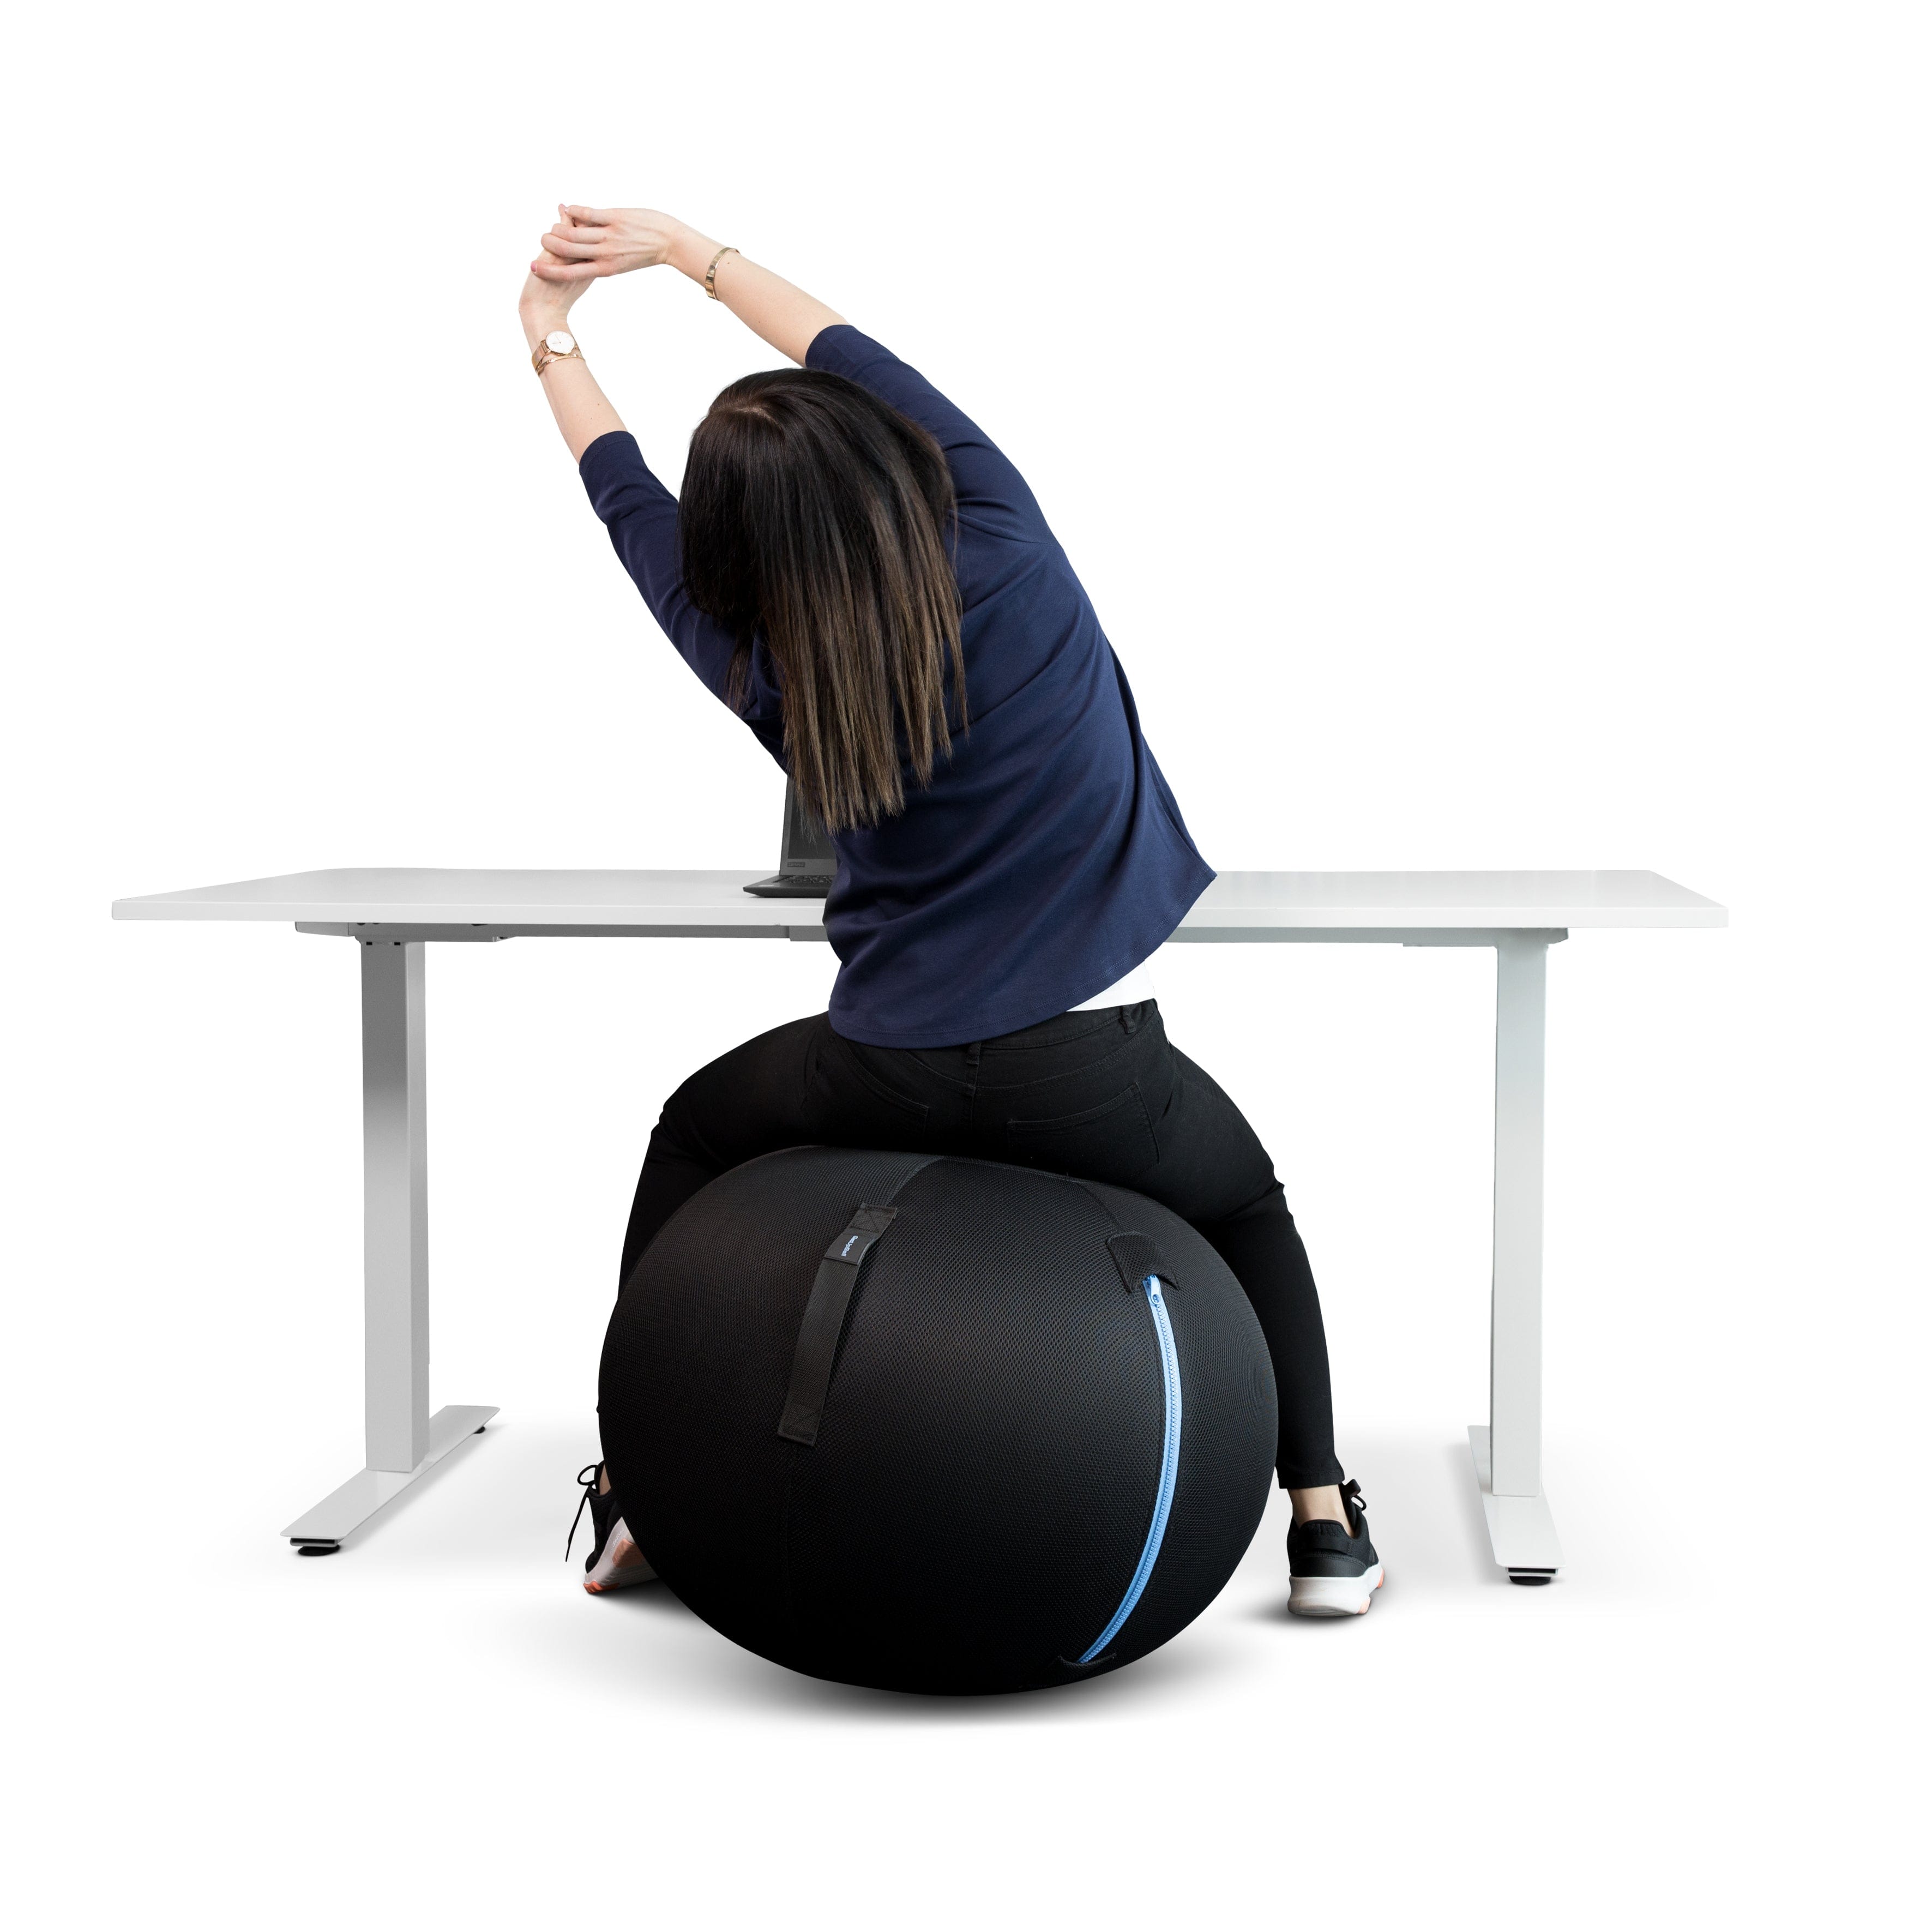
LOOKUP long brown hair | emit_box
[679,369,965,832]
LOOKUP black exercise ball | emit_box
[599,1147,1277,1695]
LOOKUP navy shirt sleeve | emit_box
[805,326,1054,547]
[577,430,787,767]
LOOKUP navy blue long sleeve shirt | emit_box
[579,324,1214,1048]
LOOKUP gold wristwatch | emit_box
[531,329,583,376]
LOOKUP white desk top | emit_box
[111,868,1725,931]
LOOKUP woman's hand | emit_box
[533,204,690,284]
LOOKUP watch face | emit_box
[545,330,575,354]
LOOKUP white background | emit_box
[4,3,1925,1925]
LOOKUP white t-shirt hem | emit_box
[1067,961,1158,1013]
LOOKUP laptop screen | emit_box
[779,779,836,875]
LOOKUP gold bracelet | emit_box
[704,244,739,300]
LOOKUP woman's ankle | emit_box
[1287,1483,1348,1528]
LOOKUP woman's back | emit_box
[582,325,1213,1047]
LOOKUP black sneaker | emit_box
[1287,1478,1384,1617]
[565,1462,658,1594]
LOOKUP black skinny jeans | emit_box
[616,1001,1344,1490]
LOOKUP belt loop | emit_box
[1120,1003,1141,1038]
[965,1038,982,1098]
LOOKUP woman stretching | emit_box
[524,206,1383,1618]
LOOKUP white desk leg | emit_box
[281,940,496,1550]
[1468,933,1564,1583]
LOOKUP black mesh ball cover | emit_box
[598,1148,1277,1695]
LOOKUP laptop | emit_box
[743,778,836,898]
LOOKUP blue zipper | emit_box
[1078,1274,1183,1664]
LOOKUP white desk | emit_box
[113,867,1724,1578]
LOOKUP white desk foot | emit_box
[1468,1425,1563,1584]
[281,1404,498,1550]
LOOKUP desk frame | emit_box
[283,914,1566,1580]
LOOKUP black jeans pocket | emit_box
[1003,1081,1158,1183]
[832,1037,933,1127]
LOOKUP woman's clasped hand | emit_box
[529,203,688,285]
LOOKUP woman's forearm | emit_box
[663,224,845,366]
[521,304,625,462]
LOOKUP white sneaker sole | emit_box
[1288,1562,1385,1618]
[583,1515,658,1593]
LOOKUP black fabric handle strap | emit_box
[1106,1230,1176,1295]
[777,1205,899,1446]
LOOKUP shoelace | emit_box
[1339,1477,1367,1535]
[564,1461,601,1562]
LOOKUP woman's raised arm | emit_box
[531,205,846,366]
[519,269,627,462]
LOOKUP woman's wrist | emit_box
[666,222,722,285]
[520,308,575,350]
